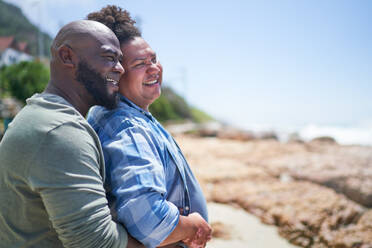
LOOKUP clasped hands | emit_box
[181,212,212,248]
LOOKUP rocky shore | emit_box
[175,134,372,248]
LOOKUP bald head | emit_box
[46,19,124,116]
[51,20,119,59]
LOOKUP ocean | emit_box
[239,123,372,146]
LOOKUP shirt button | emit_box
[185,206,190,211]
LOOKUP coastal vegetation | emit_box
[0,0,213,135]
[0,0,52,57]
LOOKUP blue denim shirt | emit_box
[87,95,208,248]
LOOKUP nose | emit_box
[147,62,160,75]
[113,61,125,75]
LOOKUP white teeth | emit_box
[143,80,158,85]
[106,77,118,86]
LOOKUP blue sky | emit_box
[5,0,372,131]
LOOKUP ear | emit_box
[57,45,77,68]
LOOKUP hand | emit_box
[181,213,212,248]
[184,229,212,248]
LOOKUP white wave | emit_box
[238,122,372,146]
[298,124,372,146]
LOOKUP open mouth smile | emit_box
[143,79,159,86]
[106,77,119,86]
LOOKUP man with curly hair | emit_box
[87,5,211,248]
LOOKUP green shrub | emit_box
[0,61,49,103]
[161,87,191,120]
[190,107,213,123]
[150,86,213,123]
[149,93,179,122]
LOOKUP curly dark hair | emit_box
[87,5,141,44]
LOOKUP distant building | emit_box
[0,36,33,67]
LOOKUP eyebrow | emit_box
[131,53,157,63]
[101,47,123,61]
[101,47,121,56]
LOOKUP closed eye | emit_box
[106,56,115,62]
[134,61,145,68]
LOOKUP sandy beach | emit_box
[207,202,298,248]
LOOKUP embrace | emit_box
[0,5,211,248]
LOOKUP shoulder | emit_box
[4,98,95,149]
[46,121,99,151]
[87,105,152,139]
[1,103,103,187]
[16,94,89,134]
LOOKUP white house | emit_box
[0,36,33,67]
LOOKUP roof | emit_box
[0,36,14,51]
[0,36,29,54]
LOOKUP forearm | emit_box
[158,215,194,246]
[39,183,129,247]
[116,193,179,247]
[32,124,129,248]
[158,213,212,247]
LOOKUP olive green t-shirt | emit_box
[0,93,128,248]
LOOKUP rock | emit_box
[259,142,372,208]
[209,179,367,247]
[216,128,255,141]
[175,135,372,248]
[198,122,222,137]
[255,131,278,140]
[310,136,337,144]
[319,209,372,247]
[210,221,232,239]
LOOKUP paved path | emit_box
[206,202,299,248]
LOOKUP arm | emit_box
[159,213,212,247]
[103,124,211,248]
[101,122,185,247]
[28,123,131,248]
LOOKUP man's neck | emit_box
[44,82,92,116]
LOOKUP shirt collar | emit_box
[119,94,154,121]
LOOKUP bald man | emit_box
[0,20,143,248]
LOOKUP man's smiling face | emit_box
[75,37,124,109]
